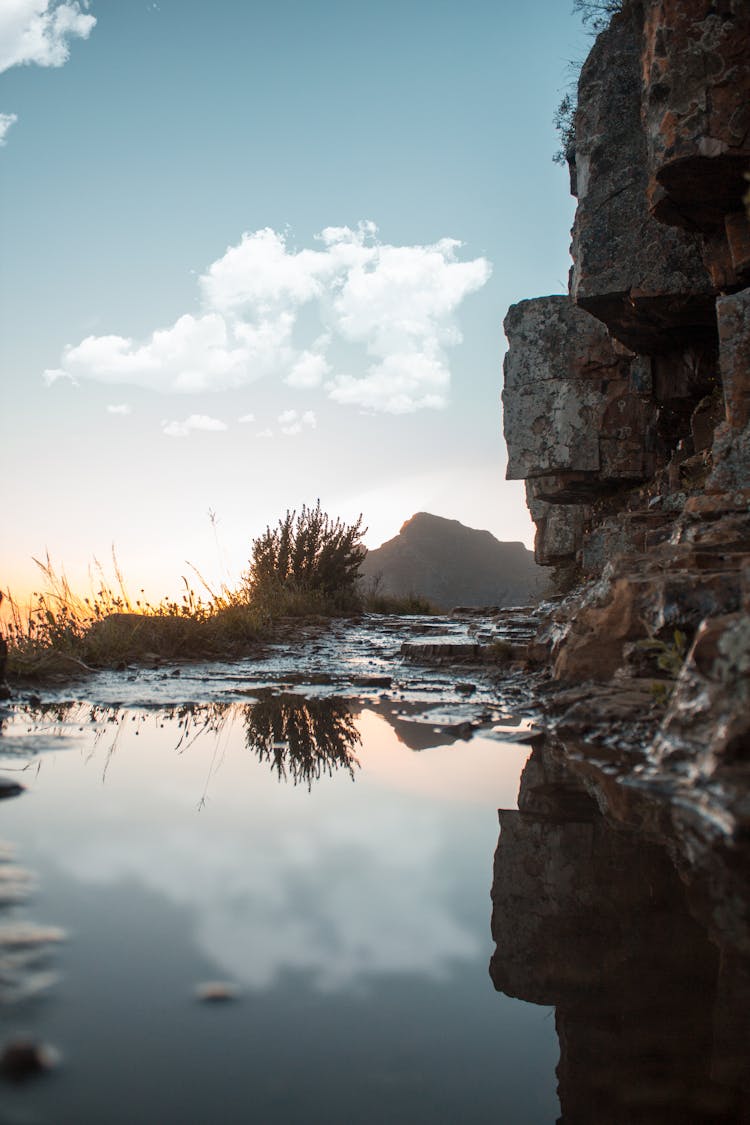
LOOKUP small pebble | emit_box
[0,778,24,800]
[1,1038,59,1081]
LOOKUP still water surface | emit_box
[0,702,558,1124]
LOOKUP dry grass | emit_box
[3,515,438,684]
[2,552,266,681]
[362,591,437,615]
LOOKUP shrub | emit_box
[574,0,623,30]
[363,591,436,615]
[553,2,625,164]
[553,92,577,166]
[244,502,367,614]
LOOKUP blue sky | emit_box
[1,0,589,600]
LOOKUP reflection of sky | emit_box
[1,710,529,994]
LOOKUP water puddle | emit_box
[0,695,557,1124]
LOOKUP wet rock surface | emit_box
[2,612,545,753]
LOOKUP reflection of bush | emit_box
[243,695,361,788]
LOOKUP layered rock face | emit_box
[570,4,715,352]
[500,0,750,882]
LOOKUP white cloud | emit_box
[0,4,95,147]
[47,222,491,414]
[60,313,256,393]
[0,1,95,73]
[278,408,316,436]
[237,412,255,423]
[0,112,18,144]
[162,414,227,438]
[42,366,76,385]
[257,428,273,439]
[328,353,449,414]
[285,349,330,389]
[106,403,131,415]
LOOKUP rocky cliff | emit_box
[494,6,750,1106]
[501,0,750,818]
[359,512,546,609]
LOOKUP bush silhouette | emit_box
[244,502,367,613]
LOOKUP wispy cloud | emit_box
[0,1,96,73]
[47,222,491,414]
[162,414,228,438]
[0,113,18,144]
[237,412,255,423]
[42,366,77,386]
[106,403,131,415]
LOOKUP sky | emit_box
[0,0,590,602]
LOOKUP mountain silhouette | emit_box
[360,513,546,609]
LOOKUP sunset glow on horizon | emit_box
[1,0,590,607]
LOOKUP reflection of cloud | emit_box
[60,808,477,991]
[45,223,491,413]
[51,712,481,992]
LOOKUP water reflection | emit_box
[0,699,562,1120]
[8,695,360,792]
[489,741,750,1123]
[242,694,360,788]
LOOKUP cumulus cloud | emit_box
[162,414,227,438]
[46,222,491,414]
[278,408,316,436]
[106,403,131,415]
[0,113,18,144]
[0,1,96,73]
[237,412,255,423]
[285,348,330,389]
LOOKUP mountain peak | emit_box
[362,514,545,609]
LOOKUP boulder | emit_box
[503,297,658,492]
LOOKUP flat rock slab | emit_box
[400,640,483,663]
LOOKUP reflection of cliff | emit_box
[489,743,750,1123]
